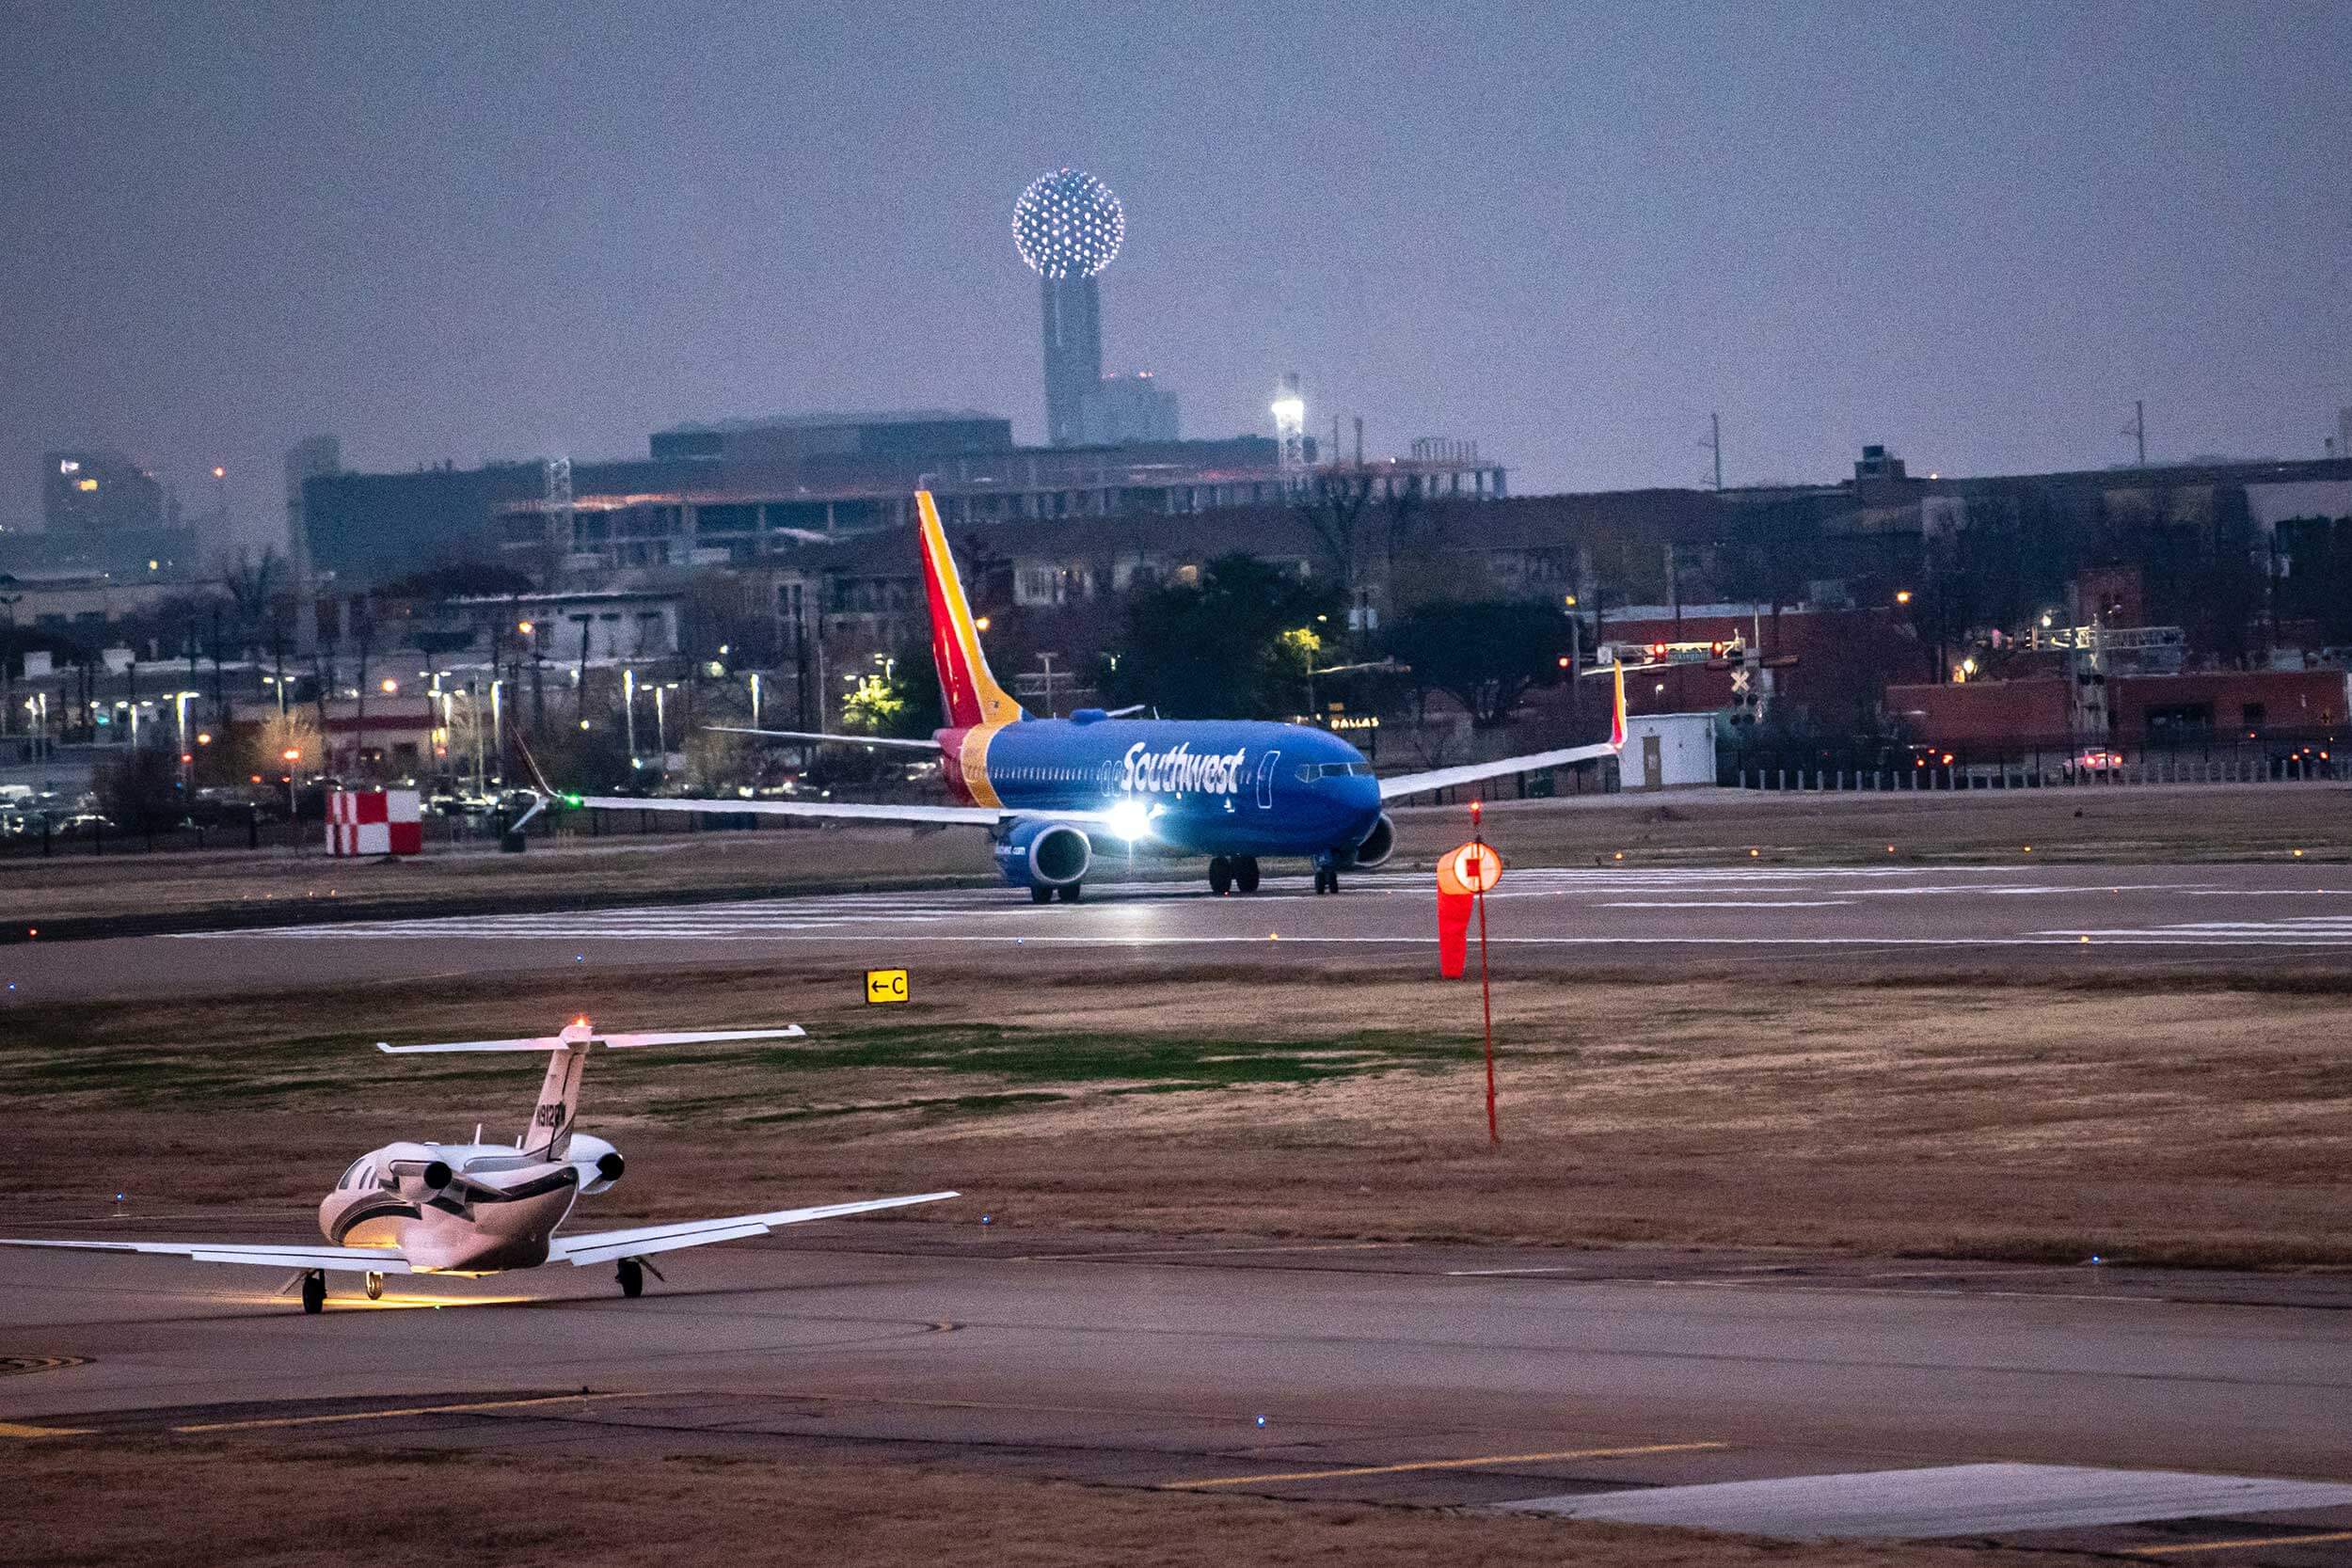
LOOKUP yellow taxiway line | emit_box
[0,1420,92,1438]
[2134,1531,2352,1556]
[174,1391,648,1433]
[1163,1439,1725,1489]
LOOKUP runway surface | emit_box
[5,1224,2352,1556]
[13,861,2351,1002]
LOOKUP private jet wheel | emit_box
[1029,884,1055,905]
[364,1271,385,1302]
[1234,857,1261,894]
[1056,881,1084,903]
[617,1258,644,1299]
[1208,857,1233,895]
[301,1271,326,1315]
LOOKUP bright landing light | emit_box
[1104,800,1154,842]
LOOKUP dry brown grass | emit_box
[0,1438,2112,1568]
[1391,780,2351,866]
[8,958,2352,1269]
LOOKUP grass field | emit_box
[8,956,2350,1270]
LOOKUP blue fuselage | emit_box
[948,715,1385,858]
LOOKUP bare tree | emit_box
[1294,471,1376,597]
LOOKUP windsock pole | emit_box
[1472,800,1497,1145]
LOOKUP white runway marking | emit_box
[164,866,2352,949]
[1597,900,1855,909]
[1503,1462,2352,1541]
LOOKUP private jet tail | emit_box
[916,490,1025,729]
[377,1020,807,1159]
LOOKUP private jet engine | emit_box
[567,1134,627,1196]
[1347,813,1395,869]
[382,1146,454,1201]
[993,818,1092,892]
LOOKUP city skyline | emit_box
[3,2,2348,557]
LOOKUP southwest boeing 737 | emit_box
[574,491,1625,900]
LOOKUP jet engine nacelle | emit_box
[1347,813,1396,869]
[993,818,1092,889]
[568,1134,626,1196]
[383,1143,454,1200]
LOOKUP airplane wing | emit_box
[550,1191,960,1266]
[1378,660,1628,802]
[1379,736,1624,801]
[0,1237,411,1274]
[574,793,1005,827]
[706,726,941,752]
[570,794,1130,831]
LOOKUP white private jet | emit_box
[0,1017,957,1313]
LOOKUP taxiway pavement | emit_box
[4,1225,2351,1556]
[11,861,2350,1003]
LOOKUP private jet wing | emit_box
[0,1237,413,1274]
[549,1191,961,1267]
[1377,661,1629,802]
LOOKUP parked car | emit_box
[2061,748,2124,781]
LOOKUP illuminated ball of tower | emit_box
[1012,168,1124,281]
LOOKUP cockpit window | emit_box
[1313,762,1375,779]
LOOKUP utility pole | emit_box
[1707,412,1724,492]
[574,617,592,723]
[2124,400,2147,467]
[1034,652,1058,718]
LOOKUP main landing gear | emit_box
[1029,882,1085,904]
[615,1256,667,1298]
[301,1270,326,1314]
[1312,862,1342,895]
[1207,856,1262,895]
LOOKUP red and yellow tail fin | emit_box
[916,491,1022,729]
[1609,657,1628,750]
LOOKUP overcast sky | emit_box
[4,1,2347,553]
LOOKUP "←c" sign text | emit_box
[864,968,910,1006]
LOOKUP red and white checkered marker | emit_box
[327,790,421,857]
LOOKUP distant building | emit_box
[647,411,1011,464]
[43,449,165,534]
[285,436,341,655]
[1013,169,1125,447]
[1074,373,1179,446]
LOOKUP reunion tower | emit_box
[1013,167,1124,447]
